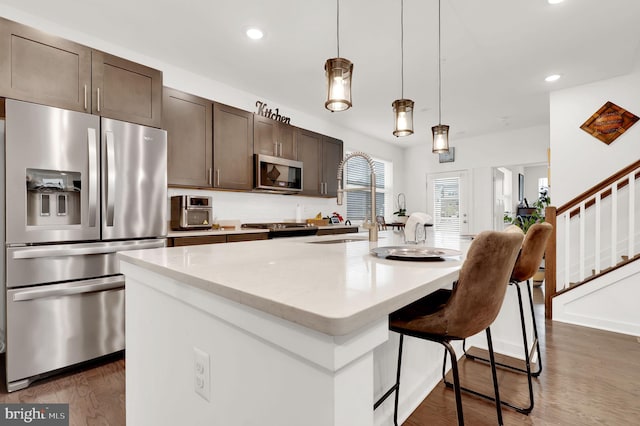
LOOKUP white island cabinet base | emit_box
[123,263,389,426]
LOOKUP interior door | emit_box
[427,171,470,235]
[493,168,506,230]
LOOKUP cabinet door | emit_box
[91,50,162,128]
[254,115,277,156]
[322,137,343,197]
[297,129,323,196]
[254,115,296,159]
[163,87,213,187]
[278,123,296,160]
[0,18,91,113]
[213,102,254,190]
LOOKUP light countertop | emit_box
[119,230,470,336]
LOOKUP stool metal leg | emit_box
[441,340,464,426]
[459,280,538,414]
[373,334,404,426]
[485,327,504,426]
[525,279,543,377]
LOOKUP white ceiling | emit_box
[3,0,640,147]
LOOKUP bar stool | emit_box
[461,222,553,414]
[374,230,524,426]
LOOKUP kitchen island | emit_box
[119,230,475,425]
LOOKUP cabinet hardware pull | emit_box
[216,169,221,186]
[84,85,88,110]
[208,168,213,186]
[274,141,278,156]
[97,88,101,112]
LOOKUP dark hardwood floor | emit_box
[0,287,638,425]
[0,354,125,426]
[404,288,640,425]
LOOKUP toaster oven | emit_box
[170,196,213,230]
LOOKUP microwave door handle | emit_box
[105,130,116,227]
[87,128,98,227]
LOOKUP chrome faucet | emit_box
[336,152,378,242]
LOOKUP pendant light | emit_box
[432,0,450,153]
[325,0,353,112]
[392,0,414,137]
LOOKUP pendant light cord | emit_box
[438,0,442,124]
[336,0,340,57]
[401,0,405,98]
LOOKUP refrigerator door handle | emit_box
[88,128,98,227]
[105,130,116,226]
[12,276,125,302]
[10,239,165,260]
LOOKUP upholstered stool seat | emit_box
[375,230,524,426]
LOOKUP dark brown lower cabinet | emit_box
[167,232,269,247]
[316,227,359,236]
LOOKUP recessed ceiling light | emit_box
[246,28,264,40]
[547,0,564,4]
[545,74,561,82]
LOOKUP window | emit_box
[345,155,392,221]
[433,176,460,233]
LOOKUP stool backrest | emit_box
[444,230,523,338]
[511,222,553,283]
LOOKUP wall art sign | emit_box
[255,101,291,124]
[438,147,455,163]
[580,101,638,145]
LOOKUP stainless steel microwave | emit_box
[255,154,303,193]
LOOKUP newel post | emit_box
[545,206,557,319]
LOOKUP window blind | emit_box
[433,177,460,233]
[346,157,386,221]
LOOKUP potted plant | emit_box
[504,187,550,233]
[393,193,408,224]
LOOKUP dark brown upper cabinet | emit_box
[163,87,213,187]
[0,17,92,113]
[253,115,296,160]
[322,136,343,197]
[91,50,162,128]
[0,18,162,128]
[297,129,343,197]
[213,102,254,190]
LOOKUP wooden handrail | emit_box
[545,160,640,317]
[557,160,640,215]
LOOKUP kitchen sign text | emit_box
[255,101,291,124]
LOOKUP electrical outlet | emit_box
[193,347,210,401]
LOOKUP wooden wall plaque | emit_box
[580,101,638,145]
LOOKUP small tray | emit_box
[370,246,461,261]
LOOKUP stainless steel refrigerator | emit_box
[2,99,167,391]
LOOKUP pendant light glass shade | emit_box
[392,0,413,137]
[432,124,450,153]
[393,99,414,137]
[325,57,353,112]
[432,0,450,153]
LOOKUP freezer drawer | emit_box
[6,239,165,288]
[6,275,125,391]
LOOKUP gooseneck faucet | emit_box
[336,152,378,242]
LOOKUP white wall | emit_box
[550,72,640,205]
[404,125,549,233]
[0,7,405,224]
[550,72,640,337]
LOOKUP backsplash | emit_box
[167,188,346,224]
